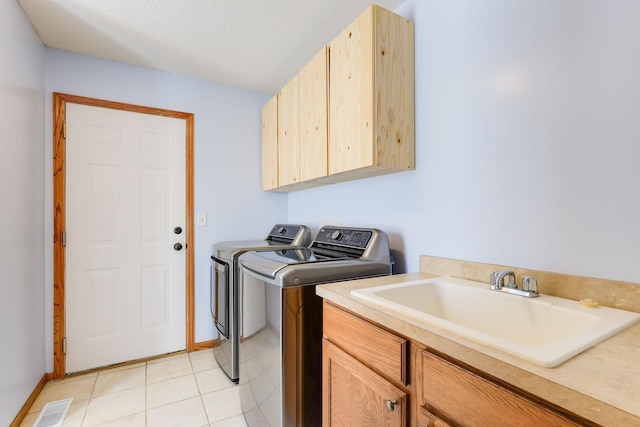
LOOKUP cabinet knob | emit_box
[385,399,398,412]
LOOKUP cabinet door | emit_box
[299,46,328,182]
[373,5,415,173]
[278,74,300,186]
[323,339,407,427]
[261,94,278,191]
[329,5,415,178]
[329,5,375,175]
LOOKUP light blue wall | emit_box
[44,49,288,369]
[0,1,46,424]
[289,0,640,284]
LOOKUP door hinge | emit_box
[61,230,66,247]
[63,121,66,139]
[62,337,67,354]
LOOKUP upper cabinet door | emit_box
[278,75,300,187]
[261,94,279,191]
[329,6,375,175]
[329,5,415,178]
[299,46,329,182]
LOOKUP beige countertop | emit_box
[317,272,640,427]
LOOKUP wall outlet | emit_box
[197,212,207,226]
[322,221,342,227]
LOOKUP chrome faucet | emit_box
[491,270,516,290]
[490,270,539,298]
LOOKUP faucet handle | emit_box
[490,271,500,286]
[522,275,538,292]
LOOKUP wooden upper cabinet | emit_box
[262,5,414,191]
[299,46,328,182]
[278,74,300,187]
[329,4,415,180]
[261,94,278,191]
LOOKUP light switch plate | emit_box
[197,212,207,226]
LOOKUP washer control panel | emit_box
[315,227,373,249]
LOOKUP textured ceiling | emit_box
[18,0,406,93]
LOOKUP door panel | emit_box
[141,265,171,329]
[87,269,117,336]
[65,103,186,373]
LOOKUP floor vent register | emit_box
[33,397,73,427]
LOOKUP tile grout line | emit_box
[80,372,97,427]
[190,352,212,426]
[145,360,148,427]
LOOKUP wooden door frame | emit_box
[53,92,195,379]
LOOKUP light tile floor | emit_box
[21,350,247,427]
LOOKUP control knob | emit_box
[278,226,287,234]
[331,230,343,241]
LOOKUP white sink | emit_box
[351,276,640,367]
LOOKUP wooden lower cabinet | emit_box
[417,407,452,427]
[322,301,596,427]
[418,351,587,427]
[323,339,407,427]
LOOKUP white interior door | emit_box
[65,103,186,373]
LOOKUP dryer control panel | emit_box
[266,224,311,244]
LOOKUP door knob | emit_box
[174,243,183,251]
[385,399,398,412]
[174,226,183,234]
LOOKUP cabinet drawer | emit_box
[323,302,408,385]
[417,407,452,427]
[420,351,584,427]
